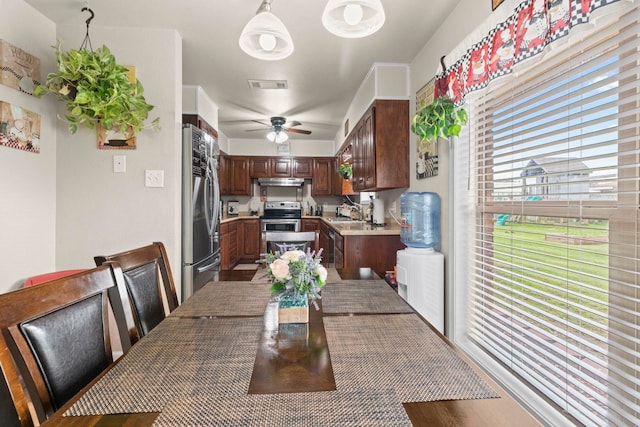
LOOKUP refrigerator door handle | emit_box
[197,257,220,273]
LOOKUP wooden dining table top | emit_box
[42,269,541,427]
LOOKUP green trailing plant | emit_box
[34,41,159,134]
[411,96,467,143]
[337,163,353,180]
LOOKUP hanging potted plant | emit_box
[337,163,353,180]
[411,96,467,145]
[34,41,159,134]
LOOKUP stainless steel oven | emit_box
[260,201,303,245]
[261,218,301,232]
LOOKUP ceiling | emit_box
[25,0,462,142]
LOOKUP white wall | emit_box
[53,25,184,297]
[228,138,334,157]
[0,0,57,292]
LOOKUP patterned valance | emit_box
[435,0,625,104]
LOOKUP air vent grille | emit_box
[247,79,288,90]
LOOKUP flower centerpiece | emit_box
[265,248,327,324]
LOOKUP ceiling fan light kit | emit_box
[322,0,386,38]
[267,130,289,143]
[239,0,294,61]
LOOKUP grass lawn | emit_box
[490,218,609,327]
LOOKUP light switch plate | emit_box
[113,155,126,173]
[145,170,164,187]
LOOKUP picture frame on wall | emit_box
[0,101,41,153]
[0,39,41,95]
[492,0,505,10]
[415,78,438,179]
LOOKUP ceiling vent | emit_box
[247,79,288,89]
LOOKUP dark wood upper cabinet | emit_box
[250,157,270,178]
[270,157,292,177]
[312,158,333,196]
[348,99,409,192]
[228,156,251,195]
[219,151,230,195]
[182,114,217,138]
[292,158,313,178]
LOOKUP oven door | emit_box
[260,219,301,232]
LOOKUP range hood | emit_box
[257,177,304,187]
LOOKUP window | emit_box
[453,7,639,426]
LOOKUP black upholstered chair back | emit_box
[94,242,179,344]
[0,265,133,425]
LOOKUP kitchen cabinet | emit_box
[238,219,260,262]
[340,234,405,276]
[311,158,333,196]
[228,156,251,195]
[349,100,409,192]
[220,221,239,270]
[301,218,320,232]
[250,157,270,178]
[182,114,217,138]
[318,221,333,268]
[270,157,292,177]
[334,233,344,269]
[292,158,313,178]
[219,151,230,195]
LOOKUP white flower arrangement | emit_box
[265,248,327,304]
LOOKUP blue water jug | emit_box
[400,192,441,249]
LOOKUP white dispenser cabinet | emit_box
[396,248,445,333]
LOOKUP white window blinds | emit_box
[454,5,640,426]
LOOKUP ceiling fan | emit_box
[247,116,312,143]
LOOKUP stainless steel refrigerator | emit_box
[182,124,220,301]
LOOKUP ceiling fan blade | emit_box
[245,128,268,132]
[286,127,312,135]
[284,120,302,128]
[250,119,271,128]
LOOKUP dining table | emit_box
[41,268,541,426]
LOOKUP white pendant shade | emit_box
[267,130,289,143]
[239,3,294,61]
[322,0,385,38]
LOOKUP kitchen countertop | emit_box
[221,213,401,236]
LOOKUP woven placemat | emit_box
[152,389,411,427]
[324,314,499,403]
[171,281,272,317]
[322,280,415,314]
[64,317,262,415]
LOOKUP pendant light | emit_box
[239,0,294,61]
[267,129,289,143]
[322,0,385,38]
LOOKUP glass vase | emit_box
[277,292,309,324]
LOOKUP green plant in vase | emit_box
[337,163,353,180]
[411,96,467,151]
[34,41,159,134]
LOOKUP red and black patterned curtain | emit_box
[435,0,623,104]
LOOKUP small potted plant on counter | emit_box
[34,41,159,134]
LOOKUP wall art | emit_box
[0,39,41,95]
[492,0,505,10]
[0,101,41,153]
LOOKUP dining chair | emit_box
[0,333,31,427]
[94,241,179,343]
[261,231,320,256]
[0,264,133,425]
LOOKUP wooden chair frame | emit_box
[0,265,132,425]
[94,241,178,344]
[0,333,32,427]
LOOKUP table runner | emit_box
[170,281,272,318]
[324,314,499,403]
[322,280,415,314]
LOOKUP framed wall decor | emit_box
[415,78,435,112]
[0,40,41,95]
[0,101,41,153]
[492,0,505,10]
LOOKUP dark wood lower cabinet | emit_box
[239,219,260,263]
[340,234,405,275]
